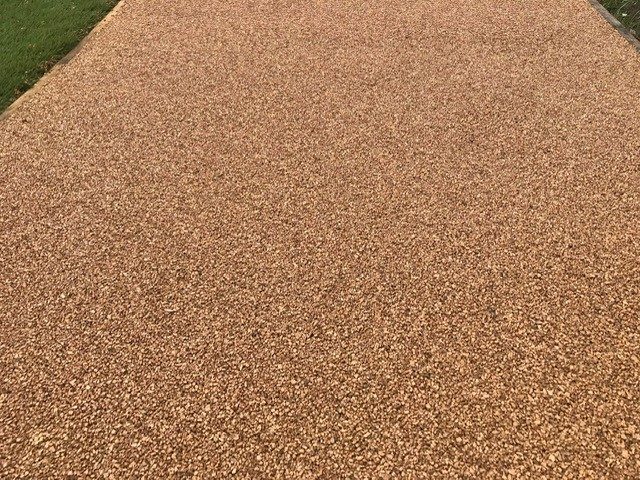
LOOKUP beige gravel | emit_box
[1,0,640,477]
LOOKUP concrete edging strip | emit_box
[0,0,125,123]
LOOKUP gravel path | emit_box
[1,0,639,477]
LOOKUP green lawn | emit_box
[0,0,118,112]
[601,0,640,34]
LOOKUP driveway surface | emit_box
[1,0,639,477]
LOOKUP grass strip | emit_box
[0,0,118,112]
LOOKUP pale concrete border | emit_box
[587,0,640,52]
[0,0,125,122]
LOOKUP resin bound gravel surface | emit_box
[1,0,640,477]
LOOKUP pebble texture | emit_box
[1,0,640,477]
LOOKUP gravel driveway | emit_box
[1,0,639,477]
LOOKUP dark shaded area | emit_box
[601,0,640,34]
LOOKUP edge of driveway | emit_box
[587,0,640,52]
[0,0,125,123]
[1,0,637,125]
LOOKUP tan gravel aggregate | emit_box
[1,0,640,477]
